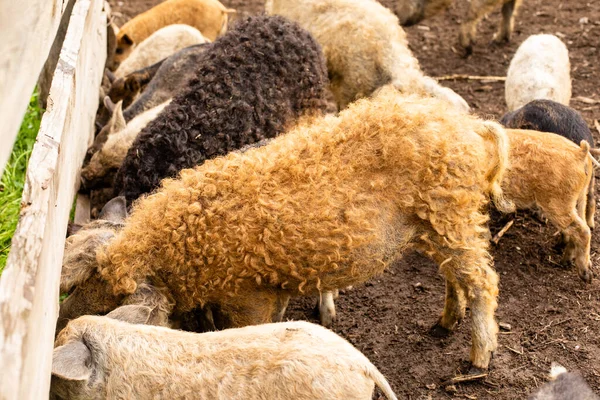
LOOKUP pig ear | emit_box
[110,21,120,35]
[106,305,152,324]
[107,101,126,133]
[98,196,128,223]
[105,68,116,84]
[66,222,83,237]
[104,96,116,113]
[60,262,96,294]
[52,341,92,381]
[121,33,133,46]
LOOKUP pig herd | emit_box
[51,0,599,398]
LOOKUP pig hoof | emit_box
[467,366,488,377]
[313,302,336,327]
[458,38,474,56]
[491,33,509,44]
[560,257,574,268]
[579,268,593,284]
[429,322,452,338]
[587,218,595,230]
[461,45,473,57]
[320,313,336,328]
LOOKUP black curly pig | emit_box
[113,14,330,205]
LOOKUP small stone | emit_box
[417,25,431,31]
[499,322,512,332]
[426,383,436,390]
[579,17,589,24]
[445,384,458,393]
[413,282,423,291]
[575,345,581,351]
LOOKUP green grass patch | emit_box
[0,93,42,273]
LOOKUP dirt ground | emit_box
[108,0,600,398]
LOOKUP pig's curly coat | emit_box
[113,15,330,205]
[86,87,514,368]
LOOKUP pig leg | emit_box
[585,172,596,230]
[217,289,280,328]
[493,0,523,43]
[555,224,577,270]
[544,193,593,283]
[563,213,593,283]
[316,290,338,327]
[201,306,217,331]
[273,291,291,322]
[434,247,499,370]
[459,0,500,54]
[430,277,467,337]
[459,260,499,371]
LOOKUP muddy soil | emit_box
[108,0,600,398]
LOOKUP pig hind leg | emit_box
[545,197,593,283]
[586,172,596,230]
[430,277,467,337]
[459,0,503,54]
[273,291,291,322]
[426,241,499,370]
[315,290,338,328]
[493,0,523,43]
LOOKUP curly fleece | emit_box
[99,87,508,317]
[113,15,329,205]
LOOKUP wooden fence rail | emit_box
[0,0,107,398]
[0,0,72,176]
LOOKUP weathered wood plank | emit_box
[38,0,78,110]
[0,0,107,398]
[0,0,71,176]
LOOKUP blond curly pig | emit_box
[60,86,514,371]
[265,0,469,112]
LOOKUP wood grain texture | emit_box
[0,0,106,398]
[0,0,70,176]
